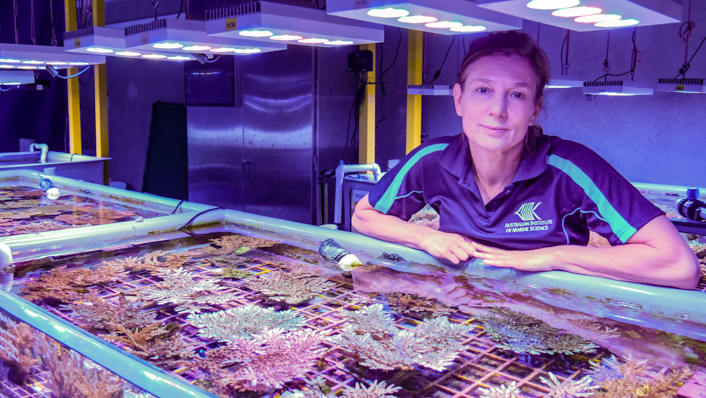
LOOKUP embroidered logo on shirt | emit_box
[514,202,542,221]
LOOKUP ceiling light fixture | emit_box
[407,84,453,95]
[582,81,653,96]
[327,0,521,35]
[0,43,105,69]
[0,70,35,85]
[206,1,384,47]
[526,0,580,10]
[124,18,286,56]
[64,27,194,62]
[476,0,680,32]
[546,75,585,89]
[552,7,602,18]
[657,78,706,94]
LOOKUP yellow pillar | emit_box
[93,0,109,184]
[64,0,81,155]
[406,30,423,154]
[358,43,376,166]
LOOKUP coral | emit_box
[0,313,39,385]
[215,265,252,279]
[383,292,453,320]
[478,381,521,398]
[2,199,41,209]
[193,328,325,394]
[341,380,401,398]
[540,373,598,397]
[103,322,193,369]
[34,331,123,398]
[246,267,335,305]
[590,354,694,398]
[328,304,472,372]
[194,233,279,257]
[478,308,599,356]
[188,304,306,342]
[134,268,241,313]
[21,264,128,305]
[63,293,156,332]
[12,220,82,234]
[408,204,440,230]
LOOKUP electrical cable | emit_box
[176,0,184,19]
[78,63,94,85]
[0,87,15,92]
[559,32,568,75]
[592,28,642,82]
[49,0,57,46]
[13,0,19,44]
[171,199,185,214]
[50,65,92,79]
[676,0,704,79]
[375,28,402,131]
[30,0,37,45]
[178,207,222,231]
[428,36,456,85]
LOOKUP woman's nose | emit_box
[488,94,508,117]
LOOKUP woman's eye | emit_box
[475,87,489,94]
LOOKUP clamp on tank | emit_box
[676,188,706,222]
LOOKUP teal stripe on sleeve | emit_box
[374,143,448,214]
[547,154,636,243]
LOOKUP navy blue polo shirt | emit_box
[368,134,663,250]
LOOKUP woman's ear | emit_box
[453,83,464,117]
[529,94,544,126]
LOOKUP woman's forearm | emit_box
[551,243,700,289]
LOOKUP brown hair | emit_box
[457,31,550,155]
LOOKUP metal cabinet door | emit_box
[240,46,315,224]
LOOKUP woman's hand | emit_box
[419,231,477,265]
[470,241,558,272]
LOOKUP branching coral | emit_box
[589,354,694,398]
[134,268,241,313]
[539,373,598,398]
[478,381,521,398]
[478,308,599,356]
[245,267,335,305]
[21,264,128,305]
[34,330,124,398]
[194,234,279,257]
[188,304,306,342]
[102,322,193,369]
[63,293,156,332]
[192,328,325,394]
[384,293,453,320]
[0,313,38,385]
[328,304,472,372]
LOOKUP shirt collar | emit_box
[438,133,555,183]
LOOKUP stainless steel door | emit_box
[240,46,315,224]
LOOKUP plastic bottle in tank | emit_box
[318,238,362,271]
[39,178,61,200]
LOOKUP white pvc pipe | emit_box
[334,163,381,224]
[29,143,49,164]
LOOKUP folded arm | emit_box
[471,215,700,289]
[352,195,476,264]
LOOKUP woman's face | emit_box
[453,54,543,155]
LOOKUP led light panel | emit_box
[0,43,105,70]
[0,70,35,85]
[545,75,585,88]
[205,1,384,47]
[327,0,522,35]
[476,0,681,32]
[408,84,453,95]
[657,78,706,94]
[583,80,653,96]
[124,18,286,56]
[64,27,198,62]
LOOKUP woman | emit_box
[352,31,700,289]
